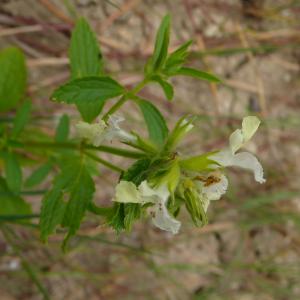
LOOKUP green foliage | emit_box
[69,18,106,122]
[3,152,22,194]
[24,161,53,188]
[138,99,169,146]
[0,177,31,215]
[69,18,103,79]
[151,75,174,100]
[40,159,95,243]
[51,76,124,105]
[173,67,221,83]
[180,152,217,172]
[12,100,32,138]
[0,47,27,112]
[55,114,70,142]
[148,14,171,73]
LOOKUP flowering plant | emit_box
[0,15,265,249]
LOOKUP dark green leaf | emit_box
[0,47,27,112]
[24,161,53,188]
[51,76,124,105]
[151,76,174,100]
[150,14,170,71]
[55,114,70,142]
[4,152,22,194]
[174,67,221,83]
[12,100,32,138]
[69,17,103,79]
[0,177,31,216]
[138,99,169,146]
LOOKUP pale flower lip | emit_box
[210,116,266,184]
[75,114,136,147]
[113,180,181,234]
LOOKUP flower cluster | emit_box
[76,115,265,234]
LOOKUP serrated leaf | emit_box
[12,100,32,138]
[55,114,70,142]
[69,18,103,79]
[138,99,169,146]
[0,47,27,112]
[51,76,124,105]
[150,14,171,72]
[69,18,106,122]
[151,76,174,100]
[62,164,95,236]
[174,67,221,83]
[39,159,95,243]
[25,161,53,188]
[4,152,22,194]
[0,177,31,216]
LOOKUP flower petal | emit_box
[211,150,265,183]
[106,115,137,143]
[202,174,228,201]
[242,116,260,142]
[113,181,142,203]
[76,120,106,147]
[139,181,181,234]
[229,129,244,154]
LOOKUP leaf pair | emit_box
[146,15,221,101]
[52,18,124,122]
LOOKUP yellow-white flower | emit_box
[75,115,136,147]
[210,116,265,184]
[113,180,181,234]
[76,120,107,147]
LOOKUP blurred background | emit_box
[0,0,300,299]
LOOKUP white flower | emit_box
[76,115,136,147]
[195,172,228,212]
[106,115,137,143]
[113,180,181,234]
[76,120,106,147]
[210,116,265,184]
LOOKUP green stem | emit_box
[84,151,124,173]
[102,78,148,121]
[20,141,144,158]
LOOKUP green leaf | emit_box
[138,99,169,146]
[51,76,124,106]
[0,177,31,216]
[61,164,95,237]
[12,100,32,138]
[174,67,221,83]
[150,14,171,72]
[151,76,174,100]
[180,152,217,172]
[24,161,53,188]
[55,114,70,142]
[164,40,192,73]
[69,17,103,79]
[76,101,105,123]
[69,18,106,122]
[39,159,95,243]
[0,47,27,112]
[4,152,22,194]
